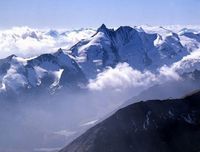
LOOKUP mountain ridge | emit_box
[59,91,200,152]
[1,24,200,100]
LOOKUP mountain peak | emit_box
[53,48,68,57]
[100,24,107,29]
[6,54,17,60]
[57,48,64,53]
[97,24,109,33]
[53,48,66,56]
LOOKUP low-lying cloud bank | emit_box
[87,63,180,94]
[0,27,95,59]
[87,49,200,100]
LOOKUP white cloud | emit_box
[2,65,27,91]
[87,61,184,101]
[87,62,181,97]
[88,63,156,91]
[0,27,95,59]
[171,50,200,74]
[87,49,200,102]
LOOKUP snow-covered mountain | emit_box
[0,49,86,98]
[70,24,189,78]
[1,24,200,99]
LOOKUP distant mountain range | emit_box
[1,24,200,100]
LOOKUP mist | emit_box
[0,89,136,152]
[1,48,200,152]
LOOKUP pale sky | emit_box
[0,0,200,29]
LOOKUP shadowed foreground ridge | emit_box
[60,91,200,152]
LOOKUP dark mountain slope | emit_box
[60,91,200,152]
